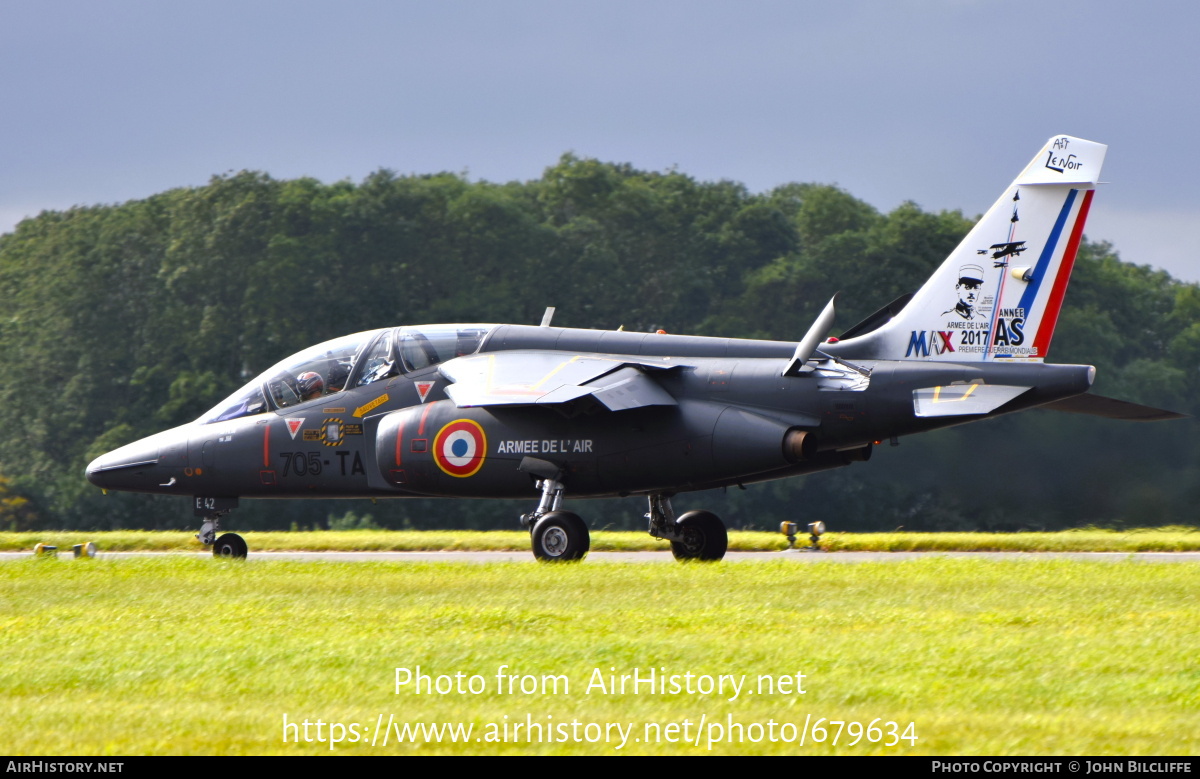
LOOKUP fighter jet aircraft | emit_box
[85,134,1182,562]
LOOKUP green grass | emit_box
[1,556,1197,755]
[3,527,1200,553]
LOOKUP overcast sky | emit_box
[2,0,1197,282]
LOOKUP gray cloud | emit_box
[2,0,1196,280]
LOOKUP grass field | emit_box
[4,526,1200,553]
[1,555,1197,755]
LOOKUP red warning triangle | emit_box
[416,382,435,403]
[285,418,304,439]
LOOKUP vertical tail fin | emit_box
[844,134,1106,362]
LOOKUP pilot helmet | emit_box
[326,362,350,392]
[297,371,325,400]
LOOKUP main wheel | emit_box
[212,532,248,559]
[531,511,590,562]
[671,510,727,562]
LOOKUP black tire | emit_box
[671,510,727,562]
[531,511,590,562]
[212,532,248,559]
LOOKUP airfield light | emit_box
[806,522,826,552]
[781,522,826,552]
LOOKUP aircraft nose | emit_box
[85,457,106,488]
[84,426,190,493]
[85,443,161,491]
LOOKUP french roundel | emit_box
[432,419,488,478]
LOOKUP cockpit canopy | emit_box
[201,325,493,423]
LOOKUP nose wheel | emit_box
[212,532,248,559]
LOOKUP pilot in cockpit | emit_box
[327,361,351,393]
[297,371,325,401]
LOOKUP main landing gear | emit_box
[530,512,590,562]
[516,458,728,563]
[519,458,589,562]
[197,509,248,559]
[645,494,728,561]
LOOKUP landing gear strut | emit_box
[646,494,728,562]
[519,457,589,562]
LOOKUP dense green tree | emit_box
[0,158,1195,532]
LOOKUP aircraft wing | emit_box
[439,352,679,410]
[1038,393,1187,421]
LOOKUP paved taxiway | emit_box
[5,551,1200,563]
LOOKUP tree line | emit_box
[0,155,1194,532]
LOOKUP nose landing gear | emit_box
[194,498,247,559]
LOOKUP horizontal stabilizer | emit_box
[913,384,1031,418]
[440,351,678,410]
[1039,393,1187,422]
